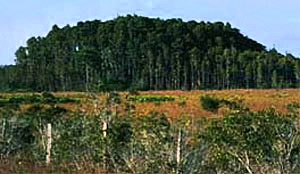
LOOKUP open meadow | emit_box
[2,89,298,119]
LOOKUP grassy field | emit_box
[1,89,299,119]
[56,89,300,118]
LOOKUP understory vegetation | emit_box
[129,95,175,102]
[1,92,300,174]
[0,92,79,107]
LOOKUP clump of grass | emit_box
[200,94,247,113]
[0,93,79,107]
[200,94,221,113]
[271,92,289,98]
[129,95,175,102]
[286,102,300,113]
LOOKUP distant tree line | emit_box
[0,15,300,92]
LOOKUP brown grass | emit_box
[1,89,299,119]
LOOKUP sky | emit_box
[1,0,300,65]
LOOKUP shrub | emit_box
[220,95,248,111]
[286,102,300,113]
[41,92,55,99]
[203,108,300,174]
[200,94,221,113]
[129,95,175,103]
[0,94,79,107]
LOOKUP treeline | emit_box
[0,15,300,91]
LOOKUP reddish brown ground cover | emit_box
[53,89,300,119]
[1,89,299,119]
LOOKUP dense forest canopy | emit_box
[0,15,300,91]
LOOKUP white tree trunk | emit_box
[46,123,52,166]
[176,129,182,173]
[103,121,107,138]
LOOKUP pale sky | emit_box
[1,0,300,65]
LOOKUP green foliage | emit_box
[0,104,67,160]
[51,112,106,164]
[200,94,221,112]
[106,92,121,105]
[0,93,79,107]
[200,94,249,113]
[0,102,208,174]
[2,15,300,92]
[129,95,175,103]
[203,107,300,173]
[286,101,300,113]
[220,95,249,111]
[272,92,289,98]
[123,112,175,173]
[2,93,300,173]
[41,92,55,99]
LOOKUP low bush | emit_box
[200,95,248,113]
[200,94,221,113]
[129,95,175,102]
[203,107,300,174]
[42,92,55,99]
[220,95,248,111]
[286,101,300,113]
[0,93,79,107]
